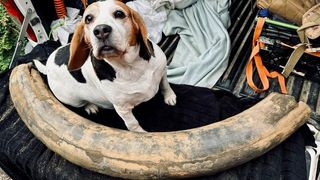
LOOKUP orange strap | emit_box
[307,51,320,57]
[246,18,288,94]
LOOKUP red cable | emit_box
[53,0,67,18]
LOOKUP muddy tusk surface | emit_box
[9,64,311,179]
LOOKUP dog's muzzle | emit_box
[93,24,112,40]
[93,24,116,54]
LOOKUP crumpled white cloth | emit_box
[150,0,198,10]
[163,0,231,88]
[51,7,82,45]
[126,0,201,43]
[127,0,168,43]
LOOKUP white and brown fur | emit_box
[34,0,176,132]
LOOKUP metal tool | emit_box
[9,8,33,69]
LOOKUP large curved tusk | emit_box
[9,64,311,179]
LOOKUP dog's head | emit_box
[68,0,154,70]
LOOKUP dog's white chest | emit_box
[97,61,164,107]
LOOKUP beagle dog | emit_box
[34,0,176,132]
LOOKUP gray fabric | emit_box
[163,0,231,88]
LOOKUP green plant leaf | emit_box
[0,4,19,72]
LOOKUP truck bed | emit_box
[0,0,317,179]
[159,0,320,126]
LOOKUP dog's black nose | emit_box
[93,25,112,40]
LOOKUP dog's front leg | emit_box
[114,105,146,132]
[160,71,177,106]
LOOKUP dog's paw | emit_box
[85,104,99,114]
[164,91,177,106]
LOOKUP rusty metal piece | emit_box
[9,64,311,179]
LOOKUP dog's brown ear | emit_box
[68,21,90,71]
[130,9,154,60]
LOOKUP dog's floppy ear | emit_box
[130,9,154,60]
[68,21,90,71]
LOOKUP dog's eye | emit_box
[85,14,94,24]
[114,10,126,19]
